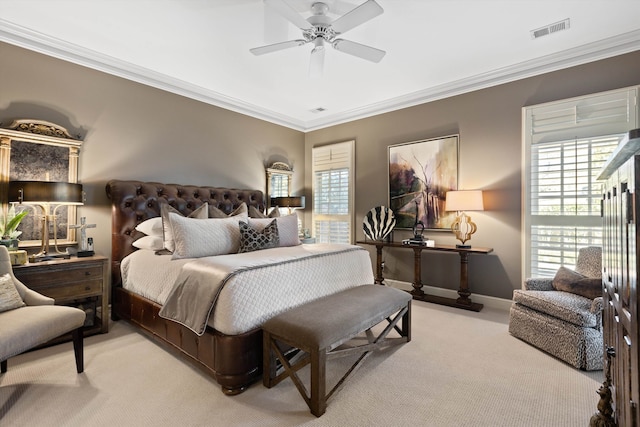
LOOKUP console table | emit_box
[357,240,493,312]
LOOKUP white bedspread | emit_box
[121,244,374,335]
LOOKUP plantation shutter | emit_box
[523,85,639,278]
[312,140,354,244]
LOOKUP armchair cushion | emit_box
[0,273,25,313]
[552,266,603,300]
[513,289,597,328]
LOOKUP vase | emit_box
[0,239,19,250]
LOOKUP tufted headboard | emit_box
[105,180,265,289]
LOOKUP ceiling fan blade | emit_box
[332,39,385,63]
[309,44,326,78]
[331,0,383,35]
[264,0,312,30]
[250,39,307,56]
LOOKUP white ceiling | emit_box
[1,0,640,131]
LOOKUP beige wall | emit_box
[0,42,305,262]
[305,50,640,300]
[2,39,640,301]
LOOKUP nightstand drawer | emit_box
[15,265,103,289]
[36,279,103,301]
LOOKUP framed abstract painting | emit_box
[388,135,459,230]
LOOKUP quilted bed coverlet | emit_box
[149,244,374,335]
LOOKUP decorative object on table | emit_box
[362,205,396,241]
[388,135,459,230]
[70,217,96,257]
[445,190,484,248]
[0,203,29,250]
[8,180,84,261]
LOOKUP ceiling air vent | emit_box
[531,18,570,39]
[310,107,327,114]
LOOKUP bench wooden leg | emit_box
[310,348,327,417]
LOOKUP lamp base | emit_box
[77,250,95,258]
[29,252,71,263]
[455,244,472,249]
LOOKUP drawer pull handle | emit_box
[85,272,91,276]
[85,286,90,291]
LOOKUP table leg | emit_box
[374,244,385,285]
[456,251,472,306]
[411,247,424,296]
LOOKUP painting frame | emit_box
[388,135,459,230]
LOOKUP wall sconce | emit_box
[445,190,484,248]
[8,180,83,261]
[270,196,306,215]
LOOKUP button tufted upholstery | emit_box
[105,180,266,288]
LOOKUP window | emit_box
[312,141,355,243]
[523,86,639,278]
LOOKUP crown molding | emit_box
[1,19,639,133]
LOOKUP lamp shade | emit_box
[271,196,305,209]
[445,190,484,212]
[8,181,83,205]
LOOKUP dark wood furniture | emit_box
[357,240,493,312]
[598,128,640,426]
[263,285,411,417]
[106,180,267,395]
[13,255,109,335]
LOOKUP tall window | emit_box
[312,140,354,243]
[523,86,638,278]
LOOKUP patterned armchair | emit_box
[508,246,603,370]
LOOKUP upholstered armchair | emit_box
[0,246,86,374]
[509,246,603,370]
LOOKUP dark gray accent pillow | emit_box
[552,266,602,299]
[238,220,279,253]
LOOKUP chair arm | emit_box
[523,278,555,291]
[591,296,604,330]
[13,277,54,306]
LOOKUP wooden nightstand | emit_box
[12,255,109,335]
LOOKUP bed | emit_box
[106,180,374,395]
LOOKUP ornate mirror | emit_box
[0,119,82,248]
[266,161,293,209]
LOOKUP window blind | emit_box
[523,85,639,278]
[312,141,354,244]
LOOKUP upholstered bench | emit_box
[262,285,411,417]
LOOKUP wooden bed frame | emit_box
[106,179,266,395]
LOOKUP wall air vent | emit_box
[310,107,327,113]
[531,18,570,39]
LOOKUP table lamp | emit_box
[8,180,83,261]
[270,196,305,214]
[445,190,484,248]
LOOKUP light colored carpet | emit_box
[0,300,602,426]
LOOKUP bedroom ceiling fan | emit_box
[250,0,386,76]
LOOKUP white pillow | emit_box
[135,217,163,236]
[161,203,208,252]
[170,212,248,259]
[132,235,164,251]
[0,273,25,313]
[248,213,300,247]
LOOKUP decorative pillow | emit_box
[170,212,248,259]
[161,203,208,252]
[248,213,300,247]
[210,202,248,219]
[552,266,602,299]
[249,205,280,219]
[0,273,25,313]
[135,217,164,236]
[132,235,164,251]
[238,220,279,253]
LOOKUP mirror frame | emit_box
[0,119,82,247]
[266,161,293,209]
